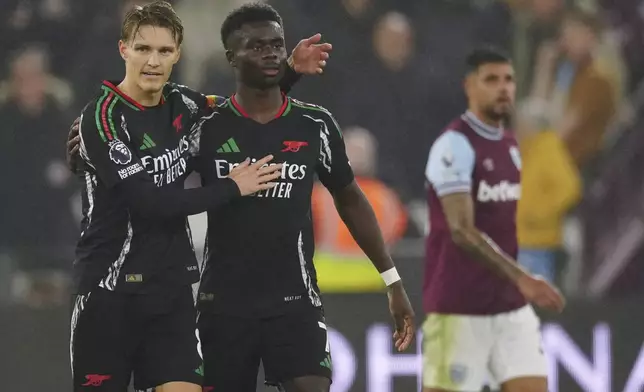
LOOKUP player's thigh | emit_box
[281,375,330,392]
[153,381,202,392]
[422,313,492,392]
[490,305,547,391]
[261,307,332,388]
[198,310,261,392]
[71,289,134,391]
[132,287,203,391]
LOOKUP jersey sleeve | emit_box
[315,110,355,192]
[425,130,476,196]
[78,107,146,188]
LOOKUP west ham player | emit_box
[68,2,329,392]
[423,48,565,392]
[190,4,416,392]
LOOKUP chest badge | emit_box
[173,113,183,133]
[483,158,494,171]
[509,146,522,170]
[282,140,308,152]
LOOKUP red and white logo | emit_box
[82,374,112,387]
[282,140,308,152]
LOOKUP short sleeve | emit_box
[78,110,145,188]
[314,110,355,192]
[425,130,476,196]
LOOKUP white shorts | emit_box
[422,305,547,391]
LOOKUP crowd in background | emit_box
[0,0,640,307]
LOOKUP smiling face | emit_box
[118,25,180,95]
[226,21,287,89]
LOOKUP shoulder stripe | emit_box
[95,92,119,142]
[94,90,109,142]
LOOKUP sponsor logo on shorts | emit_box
[109,140,132,165]
[449,364,468,384]
[82,374,112,387]
[203,387,214,392]
[194,364,204,377]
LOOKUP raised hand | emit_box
[290,33,332,75]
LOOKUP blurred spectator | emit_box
[474,0,567,99]
[515,103,581,283]
[599,0,644,89]
[0,0,75,78]
[527,8,621,170]
[0,45,76,307]
[312,126,407,293]
[333,11,441,200]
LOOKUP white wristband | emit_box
[381,267,401,286]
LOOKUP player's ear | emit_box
[118,40,128,61]
[225,50,236,67]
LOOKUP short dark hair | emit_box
[121,1,184,45]
[220,2,283,50]
[465,46,511,73]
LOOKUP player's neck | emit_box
[468,108,503,129]
[117,78,162,107]
[234,85,283,123]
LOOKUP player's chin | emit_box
[138,78,166,93]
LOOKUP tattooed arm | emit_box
[426,130,564,312]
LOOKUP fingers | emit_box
[257,163,283,177]
[229,158,251,175]
[250,155,274,169]
[67,135,80,149]
[305,33,322,45]
[259,169,283,183]
[396,317,415,351]
[313,43,333,53]
[398,317,415,351]
[70,144,80,156]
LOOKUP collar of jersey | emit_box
[102,80,166,111]
[228,92,291,119]
[461,111,504,141]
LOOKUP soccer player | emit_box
[69,2,330,392]
[422,47,566,392]
[189,4,416,392]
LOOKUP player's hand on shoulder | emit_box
[387,282,416,352]
[517,274,565,313]
[227,155,283,196]
[66,117,81,174]
[290,33,332,75]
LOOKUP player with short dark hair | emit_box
[422,46,565,392]
[190,4,416,392]
[68,2,331,392]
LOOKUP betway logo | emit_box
[477,180,520,202]
[141,136,189,186]
[214,159,307,181]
